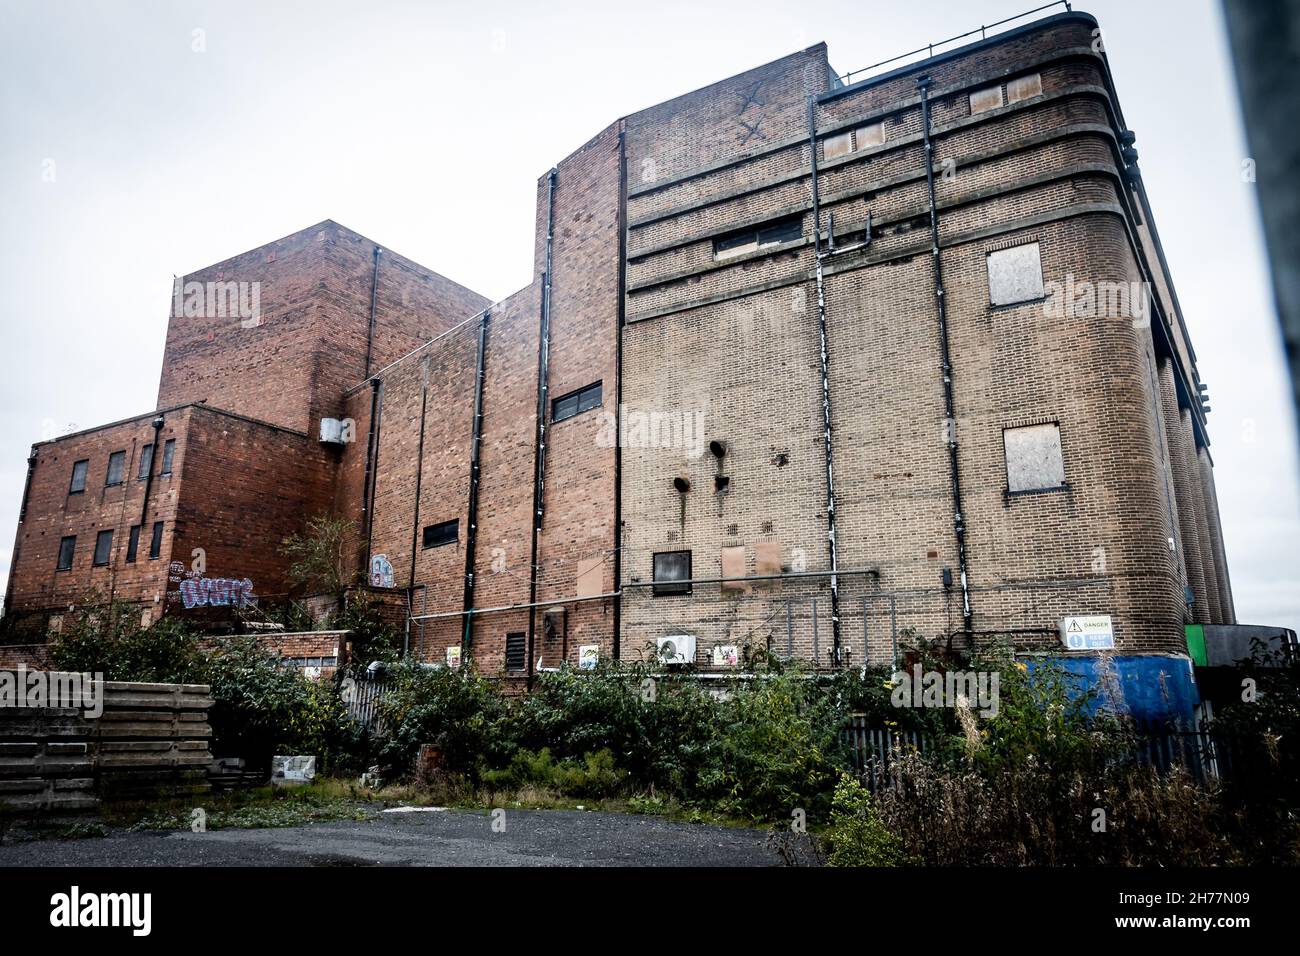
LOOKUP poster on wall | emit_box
[578,645,600,670]
[370,553,395,588]
[445,645,462,669]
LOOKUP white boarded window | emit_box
[1004,423,1066,493]
[969,84,1004,115]
[855,122,885,148]
[1007,73,1043,104]
[824,130,853,160]
[987,242,1045,306]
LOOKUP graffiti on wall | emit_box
[168,563,258,609]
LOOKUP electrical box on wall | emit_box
[319,418,346,445]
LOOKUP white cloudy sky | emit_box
[1,0,1296,632]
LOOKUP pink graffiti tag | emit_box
[178,575,257,609]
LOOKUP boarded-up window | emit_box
[754,540,781,589]
[987,242,1045,306]
[855,122,885,148]
[1004,423,1066,493]
[57,535,75,571]
[720,545,748,593]
[69,459,88,494]
[105,450,126,486]
[824,130,853,160]
[93,529,113,566]
[575,554,604,599]
[969,84,1004,115]
[1006,73,1043,104]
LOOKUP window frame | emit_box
[149,521,164,559]
[713,214,804,261]
[126,525,141,563]
[422,519,459,549]
[551,382,603,423]
[105,450,126,487]
[652,550,693,597]
[93,529,114,567]
[68,459,89,495]
[160,438,176,476]
[138,443,154,479]
[56,535,76,571]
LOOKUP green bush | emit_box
[48,603,207,684]
[478,747,628,798]
[825,773,912,866]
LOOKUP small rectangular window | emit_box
[422,519,459,549]
[57,536,76,571]
[69,460,88,494]
[1004,423,1067,493]
[1006,72,1043,104]
[714,214,803,261]
[969,84,1004,115]
[653,550,692,596]
[855,122,885,148]
[105,450,126,486]
[552,382,603,423]
[138,443,154,479]
[161,439,176,475]
[126,525,141,563]
[93,529,113,566]
[987,242,1045,306]
[505,632,527,672]
[149,521,164,559]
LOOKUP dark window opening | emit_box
[93,529,113,567]
[422,519,459,549]
[105,450,126,487]
[150,521,164,559]
[714,214,803,260]
[69,460,88,494]
[505,632,527,672]
[138,443,154,479]
[653,550,692,596]
[161,439,176,476]
[126,525,140,563]
[57,536,76,571]
[552,382,603,423]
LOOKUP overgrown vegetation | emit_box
[37,605,1300,865]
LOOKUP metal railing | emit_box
[836,2,1074,88]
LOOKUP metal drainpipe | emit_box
[805,95,844,666]
[917,75,973,634]
[613,125,628,662]
[461,311,491,657]
[360,376,381,572]
[405,359,431,658]
[526,168,558,689]
[364,246,382,380]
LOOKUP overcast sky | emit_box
[2,0,1296,633]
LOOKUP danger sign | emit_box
[1060,615,1115,650]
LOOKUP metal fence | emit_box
[342,677,391,733]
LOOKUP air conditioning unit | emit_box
[656,634,696,665]
[319,417,346,445]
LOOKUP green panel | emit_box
[1185,624,1207,667]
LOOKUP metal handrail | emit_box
[836,2,1074,88]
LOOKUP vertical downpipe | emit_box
[461,311,491,657]
[526,168,558,688]
[405,358,431,658]
[361,377,381,571]
[613,125,628,662]
[364,246,382,379]
[806,95,843,666]
[917,75,973,634]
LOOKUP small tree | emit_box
[280,516,356,605]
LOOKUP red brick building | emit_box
[3,9,1237,722]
